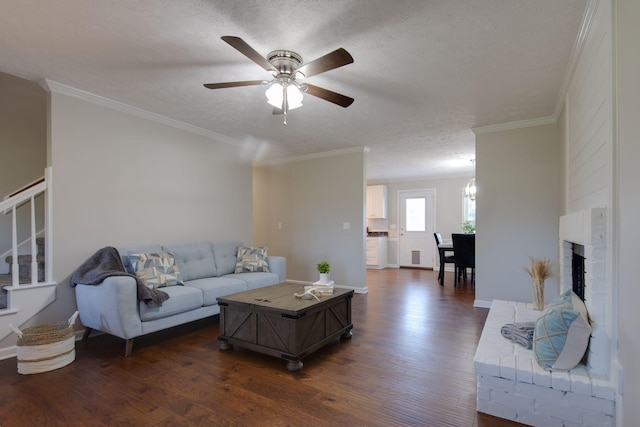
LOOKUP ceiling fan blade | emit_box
[305,84,354,108]
[221,36,275,72]
[296,48,353,78]
[204,80,265,89]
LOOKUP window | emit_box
[405,197,426,231]
[463,192,476,223]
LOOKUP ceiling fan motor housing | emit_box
[267,50,303,77]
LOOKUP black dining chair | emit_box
[434,232,456,285]
[452,233,475,286]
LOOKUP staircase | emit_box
[0,237,45,309]
[0,167,57,348]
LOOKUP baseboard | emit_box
[473,299,492,308]
[0,344,17,361]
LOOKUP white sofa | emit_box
[75,240,286,356]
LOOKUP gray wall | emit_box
[0,88,254,349]
[254,150,367,292]
[615,0,640,423]
[474,123,559,305]
[0,73,46,258]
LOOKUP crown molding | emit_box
[255,146,369,166]
[39,79,242,146]
[471,116,556,135]
[553,0,600,119]
[473,0,598,135]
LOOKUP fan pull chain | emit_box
[283,84,288,125]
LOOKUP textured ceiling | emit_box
[0,0,587,181]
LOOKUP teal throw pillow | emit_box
[533,290,591,371]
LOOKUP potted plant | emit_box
[461,221,475,234]
[316,261,331,283]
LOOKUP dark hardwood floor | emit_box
[0,269,523,426]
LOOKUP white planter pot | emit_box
[318,273,330,283]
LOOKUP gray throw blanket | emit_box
[70,246,169,307]
[500,322,535,349]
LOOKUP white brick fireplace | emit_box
[559,206,609,375]
[473,206,616,426]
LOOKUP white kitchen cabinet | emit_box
[366,185,387,219]
[366,236,387,269]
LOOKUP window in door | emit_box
[405,197,426,231]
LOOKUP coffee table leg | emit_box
[286,359,303,371]
[219,341,233,350]
[341,329,353,339]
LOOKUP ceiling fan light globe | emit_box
[287,85,304,110]
[265,83,284,108]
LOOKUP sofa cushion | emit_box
[235,246,270,273]
[235,272,281,290]
[120,244,163,274]
[533,290,591,371]
[163,241,217,281]
[139,285,203,321]
[185,276,248,306]
[127,251,183,288]
[212,241,243,276]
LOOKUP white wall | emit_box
[0,88,254,349]
[474,123,559,305]
[254,149,367,292]
[615,0,640,423]
[565,1,613,215]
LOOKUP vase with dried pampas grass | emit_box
[524,257,554,310]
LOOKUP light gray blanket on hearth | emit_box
[70,246,169,307]
[500,321,535,349]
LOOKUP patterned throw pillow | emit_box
[533,290,591,371]
[128,251,183,289]
[234,246,270,273]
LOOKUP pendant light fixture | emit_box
[465,159,477,201]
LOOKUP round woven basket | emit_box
[10,311,79,375]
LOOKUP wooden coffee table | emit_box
[217,282,354,371]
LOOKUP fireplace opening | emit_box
[572,244,585,301]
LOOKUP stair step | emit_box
[0,273,36,285]
[4,255,45,282]
[0,293,5,310]
[37,237,45,256]
[3,238,46,284]
[5,254,45,264]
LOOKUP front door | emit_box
[398,189,436,268]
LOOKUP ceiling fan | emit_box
[204,36,354,124]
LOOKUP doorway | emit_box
[398,189,436,268]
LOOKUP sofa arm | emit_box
[74,276,143,340]
[268,256,287,283]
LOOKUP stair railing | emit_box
[0,167,52,286]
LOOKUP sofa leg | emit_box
[125,339,133,357]
[82,328,93,341]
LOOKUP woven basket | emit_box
[9,311,79,375]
